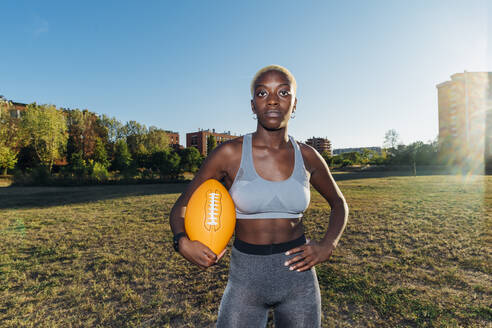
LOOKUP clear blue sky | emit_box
[1,0,489,148]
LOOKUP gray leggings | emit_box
[216,245,321,327]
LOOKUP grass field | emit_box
[0,173,490,327]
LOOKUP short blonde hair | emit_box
[250,65,297,98]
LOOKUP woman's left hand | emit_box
[284,239,335,272]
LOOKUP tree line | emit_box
[321,129,440,170]
[0,100,443,184]
[0,101,203,183]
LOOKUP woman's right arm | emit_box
[169,141,236,269]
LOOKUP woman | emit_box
[169,65,348,327]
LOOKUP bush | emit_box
[91,162,109,182]
[31,166,51,184]
[13,169,30,185]
[138,168,154,179]
[341,159,352,167]
[372,156,387,165]
[331,155,343,167]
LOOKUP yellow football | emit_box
[185,179,236,255]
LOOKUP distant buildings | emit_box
[306,137,332,155]
[436,72,492,172]
[186,129,238,155]
[165,131,180,150]
[333,147,382,155]
[0,96,27,119]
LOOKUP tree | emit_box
[92,137,110,168]
[123,120,147,155]
[341,152,361,164]
[98,114,125,162]
[207,135,217,155]
[69,151,87,177]
[65,109,104,161]
[112,139,132,172]
[0,101,21,174]
[144,127,169,153]
[99,114,125,143]
[152,150,181,179]
[0,146,18,175]
[331,155,343,167]
[16,145,40,172]
[178,147,202,172]
[21,104,68,172]
[383,129,400,149]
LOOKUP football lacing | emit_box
[206,192,220,226]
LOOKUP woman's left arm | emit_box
[285,144,348,272]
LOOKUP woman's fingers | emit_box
[284,254,306,267]
[203,248,217,261]
[182,240,218,268]
[285,245,306,256]
[294,260,316,272]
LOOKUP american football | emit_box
[184,179,236,255]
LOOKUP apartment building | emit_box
[0,96,27,118]
[436,72,492,172]
[186,129,237,155]
[306,137,332,155]
[165,130,181,150]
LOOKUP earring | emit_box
[291,112,296,119]
[252,113,257,120]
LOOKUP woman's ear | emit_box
[251,99,256,114]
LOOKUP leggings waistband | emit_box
[233,234,306,255]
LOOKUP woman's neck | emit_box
[253,127,290,149]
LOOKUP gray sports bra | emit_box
[229,133,311,219]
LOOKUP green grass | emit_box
[0,174,490,327]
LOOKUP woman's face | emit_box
[251,70,297,131]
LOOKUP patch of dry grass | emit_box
[0,177,12,187]
[0,175,490,327]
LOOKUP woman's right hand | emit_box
[179,237,227,269]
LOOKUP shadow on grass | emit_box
[0,183,189,210]
[0,170,456,210]
[0,170,460,210]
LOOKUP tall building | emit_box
[186,129,237,155]
[436,72,491,173]
[306,137,332,155]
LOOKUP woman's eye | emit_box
[257,90,267,97]
[279,90,290,96]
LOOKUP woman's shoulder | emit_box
[294,139,325,173]
[205,135,244,166]
[213,135,244,156]
[291,138,318,159]
[193,136,244,181]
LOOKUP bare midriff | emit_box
[234,218,305,244]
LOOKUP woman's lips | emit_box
[264,110,282,118]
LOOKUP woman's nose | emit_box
[267,93,279,105]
